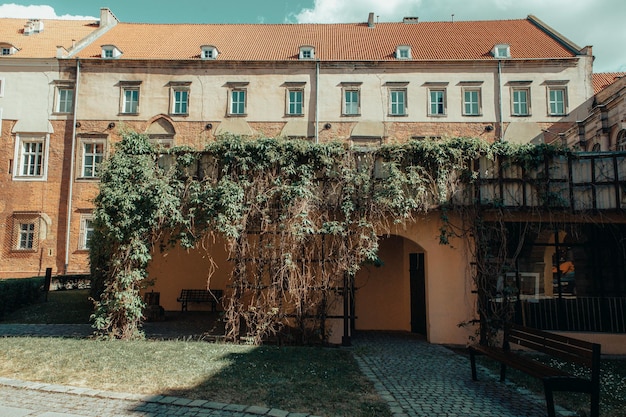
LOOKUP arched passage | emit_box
[354,234,428,336]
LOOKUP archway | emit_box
[146,117,176,147]
[353,234,427,336]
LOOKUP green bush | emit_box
[0,277,45,320]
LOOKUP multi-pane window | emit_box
[1,47,11,55]
[81,141,104,178]
[122,88,139,113]
[343,89,360,115]
[463,89,481,116]
[429,90,446,116]
[548,87,567,116]
[173,90,188,114]
[512,88,530,116]
[80,216,94,250]
[18,223,35,250]
[287,89,303,115]
[230,90,246,115]
[389,89,407,116]
[13,135,48,180]
[57,88,74,113]
[20,141,44,176]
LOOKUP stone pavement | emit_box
[0,324,570,417]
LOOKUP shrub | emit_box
[0,277,45,320]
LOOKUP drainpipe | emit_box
[315,59,319,144]
[497,60,503,141]
[64,59,80,274]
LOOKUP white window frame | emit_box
[18,222,36,250]
[13,134,50,181]
[55,86,74,114]
[342,87,360,116]
[101,45,122,59]
[119,81,141,115]
[462,88,482,116]
[396,45,412,60]
[389,89,407,116]
[493,44,510,59]
[169,82,191,116]
[299,46,315,60]
[547,86,568,116]
[428,89,446,116]
[11,213,42,252]
[511,87,531,116]
[79,138,106,179]
[286,88,304,116]
[201,45,219,60]
[79,215,95,250]
[228,86,247,116]
[1,47,10,56]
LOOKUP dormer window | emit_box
[299,46,315,60]
[493,44,511,59]
[101,45,122,59]
[201,45,218,60]
[396,45,412,60]
[0,43,18,56]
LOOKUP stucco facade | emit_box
[4,9,626,352]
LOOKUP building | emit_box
[0,9,117,279]
[3,9,625,351]
[562,72,626,150]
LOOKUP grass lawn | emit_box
[2,289,93,324]
[0,290,390,417]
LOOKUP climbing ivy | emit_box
[90,132,570,343]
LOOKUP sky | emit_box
[1,0,624,73]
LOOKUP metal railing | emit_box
[518,296,626,333]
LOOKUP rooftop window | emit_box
[299,46,315,60]
[201,45,219,60]
[493,44,511,59]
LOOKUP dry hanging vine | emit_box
[90,131,570,344]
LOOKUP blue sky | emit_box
[1,0,624,72]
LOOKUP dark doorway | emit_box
[410,253,427,335]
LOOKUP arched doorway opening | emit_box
[353,234,428,337]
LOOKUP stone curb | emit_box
[0,377,315,416]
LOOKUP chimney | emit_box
[403,17,419,24]
[367,12,375,28]
[99,8,119,28]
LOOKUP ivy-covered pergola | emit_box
[89,132,570,344]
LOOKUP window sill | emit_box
[341,113,361,117]
[227,114,248,117]
[118,112,140,116]
[462,114,483,117]
[511,114,531,117]
[170,113,189,117]
[548,113,567,117]
[285,114,304,117]
[76,177,100,182]
[428,114,447,118]
[11,249,37,254]
[388,114,409,117]
[12,176,47,182]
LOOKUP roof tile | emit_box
[75,19,577,62]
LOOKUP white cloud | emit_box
[0,3,96,20]
[291,0,626,73]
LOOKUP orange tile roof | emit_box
[592,72,626,94]
[0,18,100,58]
[76,18,577,61]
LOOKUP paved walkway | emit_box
[0,325,570,417]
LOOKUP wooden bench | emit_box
[469,324,600,417]
[177,289,223,312]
